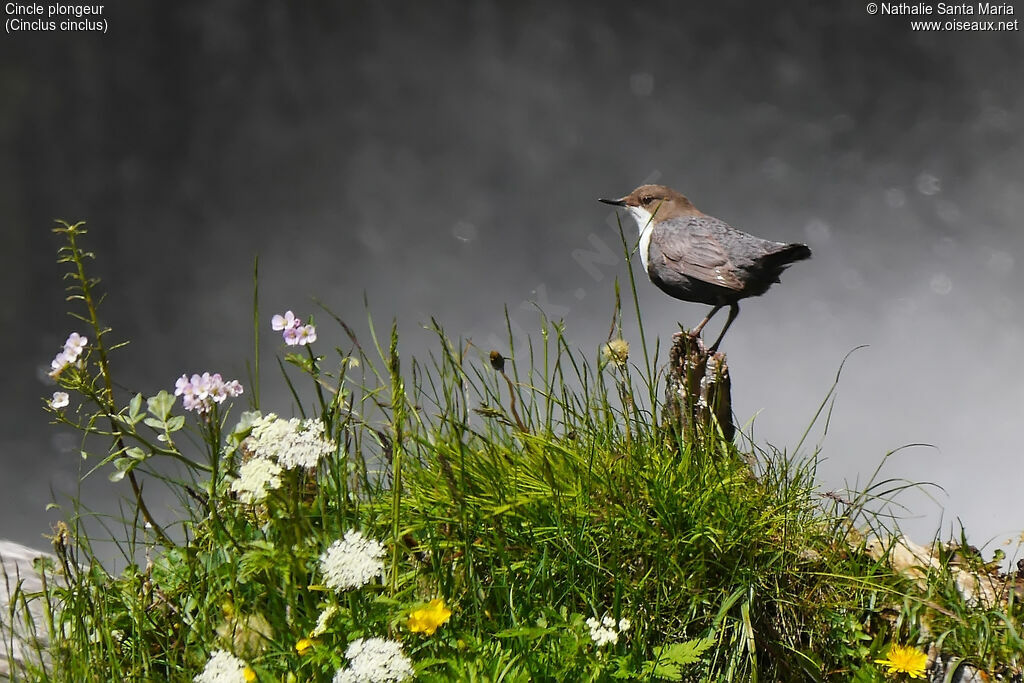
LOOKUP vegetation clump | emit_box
[4,221,1022,682]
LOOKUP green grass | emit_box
[5,221,1023,682]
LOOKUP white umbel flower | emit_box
[320,530,386,591]
[586,616,619,646]
[249,413,335,469]
[332,637,413,683]
[194,650,252,683]
[587,613,631,647]
[230,457,284,503]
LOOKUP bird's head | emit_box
[599,184,698,228]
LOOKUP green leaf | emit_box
[661,638,715,664]
[646,638,715,680]
[166,415,185,432]
[147,390,176,420]
[114,414,136,428]
[128,393,144,421]
[125,446,147,461]
[611,656,636,679]
[143,417,165,430]
[285,352,314,372]
[109,457,134,481]
[493,626,552,640]
[643,661,682,682]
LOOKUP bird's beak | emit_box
[598,197,627,207]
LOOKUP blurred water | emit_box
[2,1,1022,559]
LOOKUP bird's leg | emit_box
[689,305,723,339]
[707,303,739,354]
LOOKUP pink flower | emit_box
[224,380,244,397]
[174,374,193,397]
[283,326,302,345]
[272,311,300,331]
[296,324,317,345]
[273,310,317,346]
[174,372,244,414]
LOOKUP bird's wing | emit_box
[656,216,746,291]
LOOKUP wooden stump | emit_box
[663,331,734,443]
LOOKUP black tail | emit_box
[770,242,812,266]
[762,243,811,284]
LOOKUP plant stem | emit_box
[63,223,171,546]
[388,321,403,593]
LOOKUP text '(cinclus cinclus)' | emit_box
[600,184,811,353]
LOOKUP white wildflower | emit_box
[249,413,335,469]
[230,458,284,504]
[586,616,619,646]
[63,332,88,357]
[49,352,71,378]
[320,529,386,592]
[193,649,253,683]
[48,332,88,378]
[332,637,413,683]
[272,310,298,331]
[50,392,70,409]
[587,613,630,647]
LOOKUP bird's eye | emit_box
[641,196,653,205]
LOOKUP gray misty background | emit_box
[2,2,1022,557]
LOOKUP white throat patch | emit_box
[627,206,655,271]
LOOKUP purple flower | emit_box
[283,326,302,346]
[174,372,244,414]
[273,310,317,346]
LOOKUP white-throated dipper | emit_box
[600,184,811,352]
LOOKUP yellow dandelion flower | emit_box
[295,638,314,655]
[407,598,452,636]
[243,667,256,682]
[874,644,928,679]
